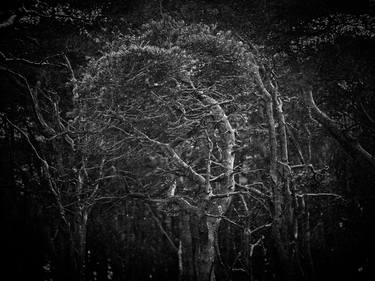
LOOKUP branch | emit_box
[146,204,178,252]
[5,117,48,167]
[5,116,69,226]
[206,213,245,229]
[250,223,272,235]
[211,183,269,201]
[250,64,278,183]
[0,66,56,136]
[297,193,343,200]
[290,164,317,174]
[0,15,16,29]
[0,51,67,69]
[205,130,213,195]
[286,123,306,164]
[268,79,288,163]
[97,193,200,213]
[63,54,76,81]
[133,128,206,185]
[304,89,375,169]
[87,158,106,202]
[187,81,236,192]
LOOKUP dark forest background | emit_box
[1,1,375,281]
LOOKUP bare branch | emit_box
[5,117,48,167]
[0,66,56,136]
[63,54,76,81]
[286,123,306,164]
[97,193,200,213]
[250,64,278,183]
[211,187,269,201]
[304,89,375,169]
[146,204,178,252]
[206,213,245,229]
[297,193,343,199]
[205,130,214,195]
[0,51,67,69]
[250,223,272,235]
[5,116,69,226]
[133,128,206,185]
[0,15,16,29]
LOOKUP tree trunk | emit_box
[179,212,196,281]
[253,64,300,281]
[197,216,217,281]
[179,212,218,281]
[73,206,88,281]
[271,183,297,281]
[298,196,316,281]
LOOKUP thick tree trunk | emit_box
[179,212,218,281]
[197,217,217,281]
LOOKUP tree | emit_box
[71,17,268,281]
[71,16,335,280]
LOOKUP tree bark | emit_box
[179,212,219,281]
[197,216,217,281]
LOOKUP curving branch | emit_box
[188,84,236,188]
[304,89,375,169]
[0,15,16,29]
[146,203,178,252]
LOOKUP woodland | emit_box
[1,1,375,281]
